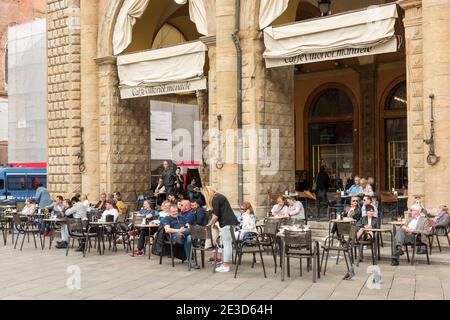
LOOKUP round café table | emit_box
[88,221,116,255]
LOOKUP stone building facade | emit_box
[45,0,450,213]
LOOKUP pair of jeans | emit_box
[170,229,192,258]
[221,225,232,263]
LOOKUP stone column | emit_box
[196,89,210,186]
[47,0,82,198]
[80,0,99,200]
[358,64,377,179]
[95,56,119,195]
[239,0,295,216]
[399,0,424,206]
[422,0,450,207]
[211,0,239,207]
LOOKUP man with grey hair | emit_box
[391,204,430,266]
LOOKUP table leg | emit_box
[281,238,285,282]
[49,223,54,250]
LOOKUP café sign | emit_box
[265,37,397,68]
[119,77,207,99]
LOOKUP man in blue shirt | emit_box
[163,204,198,268]
[35,183,53,209]
[347,176,363,196]
[179,200,195,225]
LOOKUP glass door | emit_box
[310,122,353,189]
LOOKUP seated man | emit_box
[347,176,363,196]
[60,196,87,251]
[287,196,305,222]
[95,193,108,214]
[167,193,177,205]
[132,200,159,256]
[163,204,199,268]
[113,192,127,216]
[191,199,208,226]
[186,178,200,201]
[361,195,379,218]
[356,204,379,240]
[158,200,171,221]
[179,200,195,225]
[99,200,119,222]
[391,204,430,266]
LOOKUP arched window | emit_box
[385,81,407,111]
[309,88,354,117]
[307,87,355,189]
[151,23,187,49]
[382,80,407,190]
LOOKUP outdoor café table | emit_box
[362,227,394,263]
[132,222,160,258]
[87,221,116,255]
[276,228,320,283]
[42,217,66,250]
[338,194,352,205]
[387,220,406,238]
[328,217,355,235]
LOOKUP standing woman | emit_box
[202,186,238,273]
[174,167,185,196]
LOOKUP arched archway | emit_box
[304,84,358,188]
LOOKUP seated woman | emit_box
[360,178,374,196]
[271,196,288,217]
[21,198,37,216]
[356,205,379,240]
[330,196,361,236]
[131,200,159,256]
[429,204,450,230]
[235,201,257,240]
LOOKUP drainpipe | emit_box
[231,0,243,206]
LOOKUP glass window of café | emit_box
[307,88,355,190]
[382,81,407,190]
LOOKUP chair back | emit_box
[327,192,339,203]
[12,214,23,229]
[263,218,280,235]
[105,214,115,222]
[67,218,81,236]
[380,192,397,203]
[284,230,312,250]
[190,224,210,241]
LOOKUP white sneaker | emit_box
[215,265,230,273]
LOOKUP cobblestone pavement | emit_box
[0,239,449,300]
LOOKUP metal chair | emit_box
[231,229,266,279]
[283,230,320,282]
[320,222,356,275]
[428,222,450,254]
[403,232,430,265]
[188,224,218,271]
[13,214,42,251]
[257,218,280,273]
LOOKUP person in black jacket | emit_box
[191,199,209,226]
[202,186,238,273]
[161,160,176,194]
[316,166,330,204]
[356,205,379,240]
[174,167,184,196]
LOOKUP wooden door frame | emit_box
[376,77,407,191]
[303,83,360,186]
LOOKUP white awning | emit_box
[263,3,399,68]
[259,0,290,30]
[113,0,209,55]
[117,41,208,99]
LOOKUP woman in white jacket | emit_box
[235,201,257,240]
